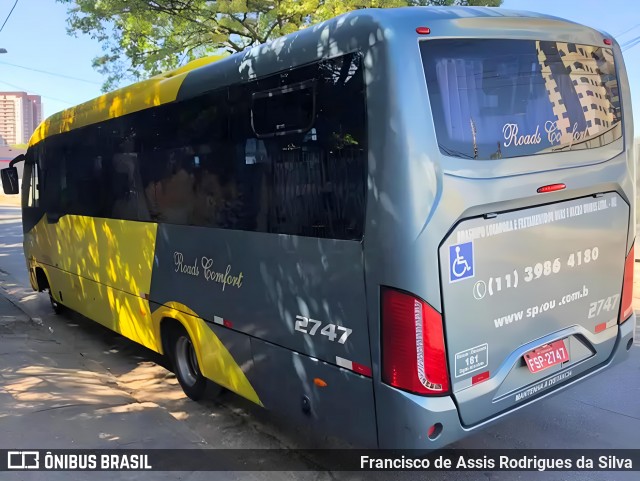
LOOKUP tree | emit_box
[58,0,502,91]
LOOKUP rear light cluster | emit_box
[381,288,449,395]
[619,242,635,324]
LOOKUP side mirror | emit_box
[1,167,19,195]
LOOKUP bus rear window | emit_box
[420,40,622,160]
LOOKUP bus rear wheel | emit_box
[171,327,207,401]
[49,291,65,315]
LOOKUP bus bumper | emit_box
[376,313,636,450]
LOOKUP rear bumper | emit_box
[376,313,636,450]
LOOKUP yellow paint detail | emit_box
[24,214,261,406]
[25,215,160,352]
[151,302,262,406]
[29,55,224,146]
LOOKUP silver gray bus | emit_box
[1,6,635,449]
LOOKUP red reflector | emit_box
[595,322,607,333]
[223,319,233,328]
[472,371,490,385]
[353,362,372,377]
[537,183,566,193]
[416,27,431,35]
[619,243,634,324]
[604,38,613,45]
[381,288,449,395]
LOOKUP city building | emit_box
[0,92,42,146]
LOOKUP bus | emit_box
[1,6,636,449]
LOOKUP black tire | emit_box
[171,326,207,401]
[49,291,65,315]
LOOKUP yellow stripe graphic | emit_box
[25,214,261,406]
[151,302,262,406]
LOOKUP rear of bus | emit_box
[367,9,636,448]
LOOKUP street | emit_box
[1,205,639,481]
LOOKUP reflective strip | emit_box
[336,356,372,377]
[213,316,233,328]
[472,371,490,385]
[596,317,617,333]
[606,317,617,329]
[336,356,353,370]
[353,362,372,377]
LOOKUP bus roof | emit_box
[29,55,223,145]
[29,6,602,147]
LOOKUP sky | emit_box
[0,0,639,122]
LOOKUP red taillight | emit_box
[619,243,634,324]
[381,288,449,395]
[416,27,431,35]
[604,38,613,46]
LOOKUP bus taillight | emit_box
[619,243,634,324]
[381,288,449,395]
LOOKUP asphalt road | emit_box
[0,205,639,481]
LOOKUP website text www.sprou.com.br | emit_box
[493,285,590,328]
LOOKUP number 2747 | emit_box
[588,294,620,319]
[294,316,353,344]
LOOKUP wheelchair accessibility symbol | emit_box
[449,242,474,283]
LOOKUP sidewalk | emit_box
[0,293,208,451]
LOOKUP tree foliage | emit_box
[58,0,502,91]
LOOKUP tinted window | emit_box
[37,52,367,241]
[251,80,316,137]
[420,40,622,160]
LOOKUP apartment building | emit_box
[0,92,42,145]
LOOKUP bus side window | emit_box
[111,136,151,222]
[40,138,66,214]
[262,52,367,240]
[130,51,366,240]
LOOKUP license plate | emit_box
[524,339,569,374]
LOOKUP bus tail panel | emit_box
[249,337,378,447]
[438,192,629,426]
